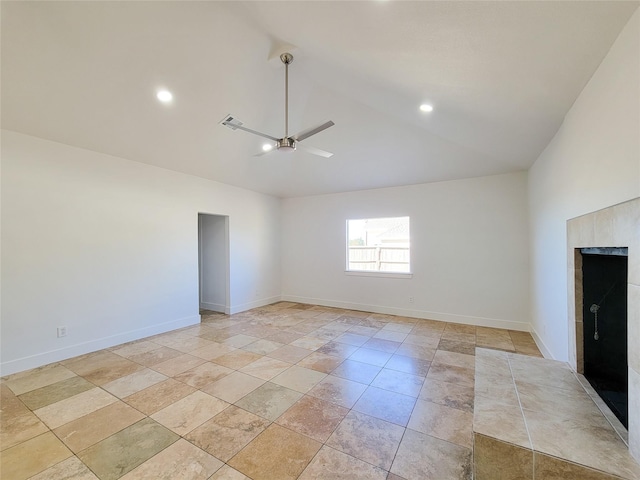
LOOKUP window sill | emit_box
[345,271,413,279]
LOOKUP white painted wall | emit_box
[198,214,228,313]
[1,131,281,374]
[528,9,640,360]
[281,172,530,330]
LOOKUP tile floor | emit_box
[1,302,541,480]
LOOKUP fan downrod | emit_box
[280,52,293,65]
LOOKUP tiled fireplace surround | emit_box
[568,197,640,464]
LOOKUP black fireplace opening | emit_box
[581,247,628,428]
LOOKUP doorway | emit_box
[198,213,230,314]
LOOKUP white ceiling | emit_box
[2,1,638,198]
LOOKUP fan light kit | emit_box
[220,52,334,158]
[157,90,173,103]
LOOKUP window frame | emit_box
[345,216,412,278]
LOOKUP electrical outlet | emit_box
[57,326,67,338]
[409,296,414,303]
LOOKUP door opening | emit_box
[198,213,230,314]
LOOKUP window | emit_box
[346,216,410,274]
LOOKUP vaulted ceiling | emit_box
[2,1,638,197]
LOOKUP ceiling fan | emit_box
[220,52,335,158]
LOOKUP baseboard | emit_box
[199,301,226,313]
[530,327,554,359]
[229,295,282,315]
[0,314,201,376]
[280,295,531,332]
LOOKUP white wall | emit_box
[528,9,640,360]
[1,131,281,374]
[198,214,228,313]
[281,172,530,330]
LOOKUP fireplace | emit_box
[568,197,640,463]
[581,247,628,427]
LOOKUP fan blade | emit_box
[293,120,335,142]
[296,143,333,158]
[253,147,276,157]
[220,115,280,142]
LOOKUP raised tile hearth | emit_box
[568,198,640,462]
[473,348,640,480]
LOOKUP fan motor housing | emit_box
[278,137,296,152]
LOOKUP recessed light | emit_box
[262,143,273,152]
[157,90,173,103]
[419,104,433,113]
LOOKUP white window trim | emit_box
[344,270,413,279]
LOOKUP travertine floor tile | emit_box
[419,378,474,413]
[391,429,472,480]
[271,365,327,393]
[335,333,370,347]
[332,359,381,384]
[290,335,329,350]
[235,382,302,421]
[373,329,408,343]
[1,409,49,451]
[34,387,117,429]
[112,340,161,358]
[191,342,237,361]
[395,343,436,361]
[426,361,475,388]
[384,354,431,376]
[371,368,424,397]
[28,455,99,480]
[242,339,284,355]
[77,418,179,480]
[173,362,232,389]
[352,386,416,426]
[127,346,183,367]
[317,341,359,359]
[362,338,401,354]
[308,375,368,409]
[151,390,229,435]
[437,338,476,355]
[239,356,292,380]
[269,344,314,363]
[4,363,76,395]
[228,424,321,480]
[102,368,167,398]
[202,371,266,403]
[296,351,343,373]
[408,398,473,448]
[212,350,262,370]
[298,445,388,480]
[349,347,392,367]
[209,465,250,480]
[223,334,262,348]
[433,350,475,370]
[403,333,440,349]
[534,452,623,480]
[119,438,223,479]
[524,408,640,479]
[63,351,144,385]
[54,401,145,452]
[276,395,349,442]
[17,375,94,410]
[186,405,270,461]
[1,432,72,480]
[0,305,551,480]
[474,433,532,480]
[123,378,196,415]
[326,410,404,470]
[151,353,206,377]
